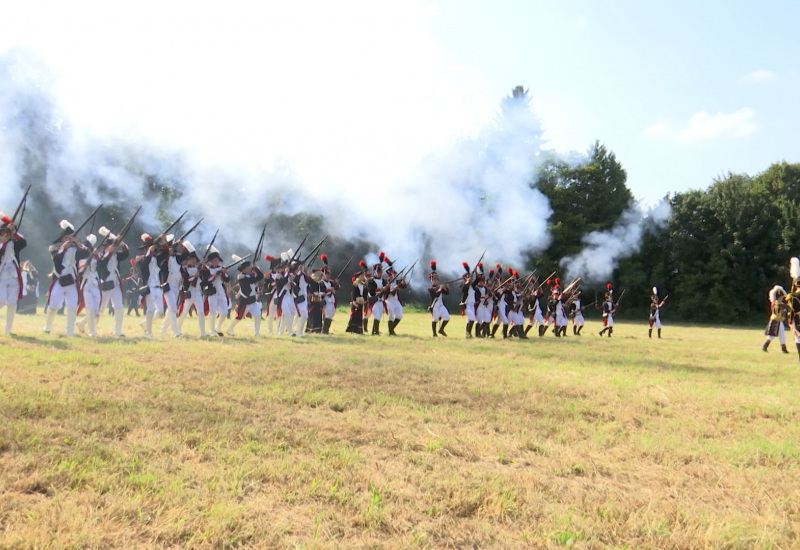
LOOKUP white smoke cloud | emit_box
[0,44,552,281]
[560,199,672,285]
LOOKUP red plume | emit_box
[359,260,367,268]
[555,278,560,285]
[507,266,513,275]
[607,283,612,289]
[1,215,10,225]
[320,254,328,265]
[546,279,552,285]
[379,251,385,262]
[462,262,469,272]
[430,261,437,271]
[489,270,495,277]
[495,263,501,271]
[263,255,276,261]
[513,270,519,278]
[477,262,483,269]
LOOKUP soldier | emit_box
[460,262,478,338]
[367,257,387,335]
[568,288,586,336]
[649,287,667,339]
[428,261,450,337]
[18,260,39,315]
[306,267,324,334]
[762,285,789,353]
[159,236,187,337]
[598,283,616,337]
[177,242,208,337]
[227,257,264,337]
[200,246,230,337]
[135,233,168,338]
[0,214,27,334]
[507,273,527,338]
[492,269,514,339]
[786,258,800,361]
[319,255,339,335]
[292,260,310,337]
[125,262,142,317]
[346,261,368,334]
[384,256,407,336]
[262,255,280,335]
[96,226,130,337]
[475,267,493,338]
[76,234,101,336]
[525,277,546,337]
[44,220,91,336]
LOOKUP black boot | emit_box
[502,324,508,338]
[372,320,380,335]
[322,319,332,334]
[649,328,652,338]
[796,342,800,361]
[525,325,533,336]
[387,319,397,335]
[608,327,613,337]
[432,322,438,337]
[599,327,607,337]
[554,325,561,337]
[561,326,568,337]
[483,322,491,337]
[762,340,770,352]
[577,325,583,336]
[782,343,789,354]
[466,321,474,338]
[438,320,448,337]
[491,324,499,338]
[518,325,528,339]
[658,329,662,339]
[573,325,577,335]
[539,325,546,337]
[363,319,369,334]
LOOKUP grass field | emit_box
[1,311,799,549]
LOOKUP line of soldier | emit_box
[427,260,624,340]
[0,211,660,340]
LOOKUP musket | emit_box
[226,253,252,270]
[334,255,355,281]
[156,210,188,244]
[16,197,28,232]
[470,249,487,275]
[73,204,104,238]
[287,233,310,265]
[614,289,627,308]
[534,271,558,292]
[302,235,328,268]
[200,229,219,265]
[10,184,32,224]
[115,206,142,243]
[252,224,267,265]
[561,278,581,295]
[439,276,466,286]
[177,217,204,243]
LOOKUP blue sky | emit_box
[1,0,798,205]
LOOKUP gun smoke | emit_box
[560,200,672,285]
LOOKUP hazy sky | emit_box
[2,0,797,204]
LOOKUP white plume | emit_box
[59,220,74,231]
[85,234,97,247]
[770,285,786,302]
[790,258,800,280]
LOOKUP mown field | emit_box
[1,311,798,549]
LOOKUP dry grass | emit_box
[1,311,799,549]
